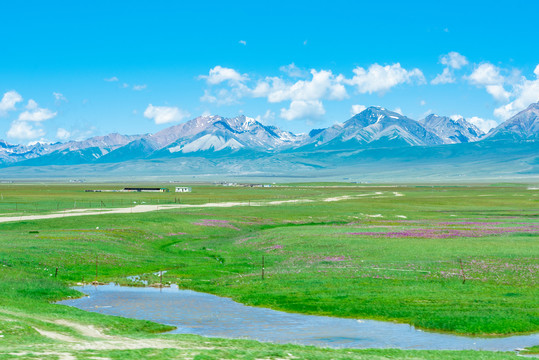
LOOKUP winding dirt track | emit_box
[0,192,387,224]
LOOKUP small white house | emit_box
[175,187,192,193]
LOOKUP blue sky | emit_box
[1,0,538,144]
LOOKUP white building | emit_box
[175,187,192,193]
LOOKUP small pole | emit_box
[459,258,466,284]
[95,254,98,282]
[262,255,265,280]
[55,267,58,278]
[160,270,163,287]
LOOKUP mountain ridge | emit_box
[1,103,537,167]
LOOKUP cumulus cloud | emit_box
[431,52,468,85]
[239,40,247,45]
[7,121,45,139]
[256,69,348,103]
[200,66,248,85]
[351,104,366,116]
[18,100,57,122]
[143,104,191,124]
[465,62,514,102]
[56,128,71,140]
[485,84,511,102]
[281,100,325,120]
[344,63,425,94]
[493,66,539,119]
[440,52,468,69]
[0,90,23,115]
[431,68,455,85]
[199,63,426,121]
[104,76,119,82]
[467,116,499,132]
[467,63,505,86]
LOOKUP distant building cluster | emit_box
[175,187,191,192]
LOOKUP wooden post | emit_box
[459,258,466,284]
[55,267,58,278]
[262,255,265,280]
[95,254,98,282]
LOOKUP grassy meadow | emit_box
[0,182,537,359]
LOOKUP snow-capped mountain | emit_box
[419,114,484,144]
[99,115,303,162]
[1,104,537,168]
[486,102,539,140]
[162,115,302,154]
[301,106,444,149]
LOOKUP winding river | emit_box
[57,283,539,351]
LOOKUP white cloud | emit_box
[440,52,468,69]
[431,68,455,85]
[104,76,119,82]
[18,101,57,122]
[494,68,539,119]
[255,69,348,103]
[53,92,67,102]
[450,114,464,121]
[466,63,515,103]
[200,66,248,85]
[143,104,191,124]
[420,100,426,106]
[26,99,38,110]
[121,83,129,88]
[0,90,23,115]
[133,84,147,91]
[351,104,366,116]
[239,40,247,45]
[344,63,425,94]
[485,84,511,102]
[279,63,308,78]
[280,100,325,120]
[394,107,403,115]
[56,128,71,140]
[467,116,499,132]
[467,63,505,86]
[7,121,45,139]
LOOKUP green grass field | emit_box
[0,183,537,359]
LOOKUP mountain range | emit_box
[0,102,537,181]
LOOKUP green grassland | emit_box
[0,183,537,359]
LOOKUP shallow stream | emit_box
[57,283,539,351]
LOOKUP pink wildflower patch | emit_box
[265,244,283,252]
[347,225,538,239]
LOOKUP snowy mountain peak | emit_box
[486,101,539,140]
[420,114,484,144]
